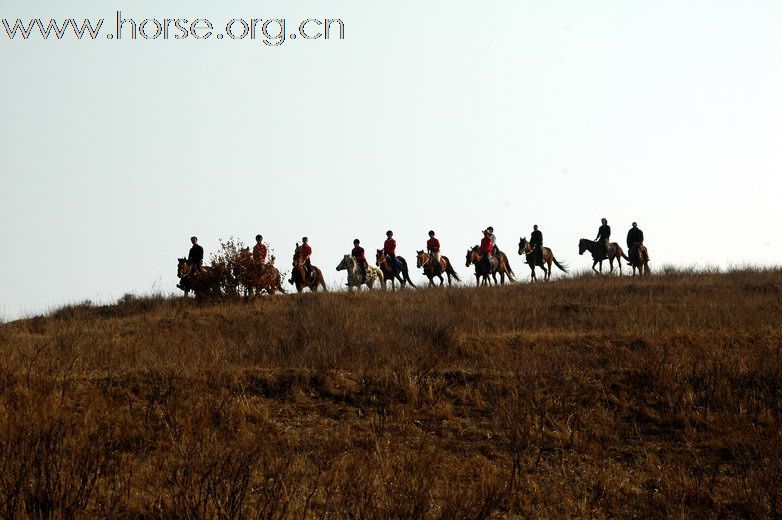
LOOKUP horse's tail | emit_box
[401,260,416,288]
[503,253,515,276]
[501,253,516,281]
[552,256,569,273]
[445,260,461,282]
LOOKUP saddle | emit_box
[386,254,403,270]
[487,254,499,271]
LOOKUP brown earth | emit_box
[1,269,781,518]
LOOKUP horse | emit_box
[416,251,460,287]
[176,258,220,299]
[465,246,514,286]
[578,239,630,275]
[375,250,416,291]
[290,252,327,293]
[627,243,651,277]
[336,254,385,291]
[517,238,568,282]
[233,248,285,296]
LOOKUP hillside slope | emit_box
[1,270,782,518]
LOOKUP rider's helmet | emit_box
[302,236,308,242]
[353,239,360,245]
[428,230,435,236]
[487,226,494,232]
[191,236,198,243]
[256,234,262,241]
[631,222,637,227]
[533,225,538,230]
[601,218,607,224]
[386,230,393,236]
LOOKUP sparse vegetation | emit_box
[1,268,781,518]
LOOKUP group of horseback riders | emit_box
[179,218,648,291]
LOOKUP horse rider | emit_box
[426,230,442,273]
[352,239,368,282]
[480,229,494,269]
[384,230,403,270]
[299,237,313,279]
[253,234,268,266]
[188,236,204,271]
[626,222,645,265]
[487,226,500,255]
[289,237,313,284]
[530,225,543,265]
[595,218,611,259]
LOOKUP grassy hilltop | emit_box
[1,269,782,518]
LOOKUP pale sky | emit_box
[2,0,781,320]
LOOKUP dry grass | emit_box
[1,269,782,518]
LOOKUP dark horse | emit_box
[465,246,514,286]
[518,238,568,282]
[289,250,327,293]
[375,250,416,290]
[627,243,651,277]
[176,258,220,299]
[578,239,630,275]
[416,251,460,287]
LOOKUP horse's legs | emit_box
[593,261,600,274]
[530,266,536,283]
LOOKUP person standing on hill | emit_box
[426,230,442,273]
[595,218,611,259]
[626,222,645,265]
[253,235,268,266]
[530,225,543,265]
[188,236,204,271]
[352,239,368,282]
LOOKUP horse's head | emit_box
[518,237,529,255]
[177,258,190,278]
[466,246,480,267]
[416,250,428,268]
[578,238,589,255]
[336,254,352,271]
[375,249,386,267]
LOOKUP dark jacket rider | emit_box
[188,236,204,269]
[595,218,611,257]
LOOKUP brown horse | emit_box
[627,243,651,276]
[176,259,220,299]
[375,250,416,291]
[578,239,629,275]
[233,248,285,296]
[290,251,327,293]
[517,238,568,282]
[465,246,514,286]
[416,251,460,287]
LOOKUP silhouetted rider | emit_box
[530,225,543,265]
[626,222,644,265]
[188,236,204,270]
[595,218,611,258]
